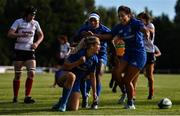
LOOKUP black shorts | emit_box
[14,50,35,61]
[146,52,155,64]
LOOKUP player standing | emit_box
[7,5,44,103]
[137,12,156,99]
[95,6,149,109]
[74,12,111,109]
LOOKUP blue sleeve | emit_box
[101,25,111,33]
[131,18,145,32]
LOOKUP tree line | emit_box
[0,0,180,71]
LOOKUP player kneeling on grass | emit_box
[52,36,100,112]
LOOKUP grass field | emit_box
[0,73,180,115]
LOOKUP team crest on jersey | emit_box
[124,33,127,37]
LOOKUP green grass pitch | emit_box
[0,73,180,115]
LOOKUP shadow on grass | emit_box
[0,101,54,115]
[0,108,52,115]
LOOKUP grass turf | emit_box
[0,73,180,115]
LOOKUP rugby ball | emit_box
[158,98,172,109]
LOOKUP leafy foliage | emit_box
[0,0,180,71]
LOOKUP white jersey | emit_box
[144,23,155,53]
[10,18,42,51]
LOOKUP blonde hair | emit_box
[69,36,100,54]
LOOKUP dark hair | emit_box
[118,5,131,15]
[25,5,37,16]
[137,12,152,23]
[89,11,100,16]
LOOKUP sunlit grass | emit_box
[0,73,180,115]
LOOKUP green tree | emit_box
[45,0,85,66]
[153,14,176,70]
[0,0,6,14]
[2,0,86,66]
[174,0,180,24]
[83,0,95,14]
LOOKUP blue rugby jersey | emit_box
[77,23,111,65]
[111,18,146,53]
[67,49,98,79]
[111,18,147,69]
